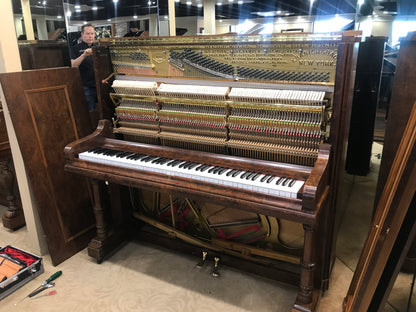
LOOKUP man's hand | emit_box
[84,48,93,56]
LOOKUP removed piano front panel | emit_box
[66,32,359,312]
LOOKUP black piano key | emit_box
[251,173,261,181]
[260,174,270,182]
[232,170,242,177]
[246,172,256,180]
[240,171,251,179]
[171,160,185,167]
[218,168,229,175]
[116,151,134,158]
[276,177,285,185]
[282,178,290,186]
[141,155,158,162]
[187,163,200,170]
[288,179,296,187]
[179,161,193,169]
[208,166,219,173]
[200,165,211,172]
[266,176,276,183]
[195,164,205,171]
[226,169,237,177]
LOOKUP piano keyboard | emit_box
[79,148,305,199]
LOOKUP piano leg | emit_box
[293,224,320,312]
[1,158,25,230]
[87,179,127,263]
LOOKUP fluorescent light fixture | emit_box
[175,0,180,2]
[229,0,234,2]
[74,5,81,9]
[217,2,222,5]
[107,18,111,21]
[75,9,81,12]
[238,0,243,4]
[133,15,138,19]
[57,15,62,18]
[92,6,98,10]
[186,1,192,5]
[197,3,203,7]
[165,15,168,19]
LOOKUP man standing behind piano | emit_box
[70,24,97,114]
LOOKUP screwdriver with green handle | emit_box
[15,271,62,305]
[28,270,62,297]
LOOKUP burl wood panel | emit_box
[0,67,95,265]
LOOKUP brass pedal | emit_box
[212,256,221,277]
[196,251,208,269]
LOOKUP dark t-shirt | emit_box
[70,41,95,88]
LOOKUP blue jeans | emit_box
[83,86,97,112]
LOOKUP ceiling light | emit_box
[74,5,80,9]
[164,15,168,19]
[113,0,118,3]
[66,10,71,17]
[175,0,180,2]
[75,9,81,12]
[229,0,234,2]
[216,2,222,6]
[57,15,62,19]
[42,0,46,4]
[358,0,364,5]
[238,1,243,4]
[148,1,152,5]
[92,6,98,10]
[186,1,192,5]
[197,3,203,8]
[133,15,138,19]
[107,18,111,21]
[83,21,87,24]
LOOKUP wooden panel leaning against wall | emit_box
[0,67,95,265]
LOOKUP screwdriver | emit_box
[28,271,62,297]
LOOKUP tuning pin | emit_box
[212,256,221,277]
[196,251,208,269]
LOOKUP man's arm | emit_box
[71,48,93,67]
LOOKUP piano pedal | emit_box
[212,256,221,277]
[196,251,208,269]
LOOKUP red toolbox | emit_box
[0,245,43,300]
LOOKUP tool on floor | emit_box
[28,270,62,298]
[32,290,57,299]
[15,270,62,305]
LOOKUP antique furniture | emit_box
[64,32,359,311]
[0,103,24,230]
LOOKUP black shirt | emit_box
[70,41,95,88]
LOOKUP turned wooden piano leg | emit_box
[293,224,320,312]
[1,158,25,230]
[87,179,125,263]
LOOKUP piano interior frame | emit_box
[65,31,360,312]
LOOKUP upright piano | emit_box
[64,32,359,311]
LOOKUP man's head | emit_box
[81,24,95,45]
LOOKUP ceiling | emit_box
[11,0,416,23]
